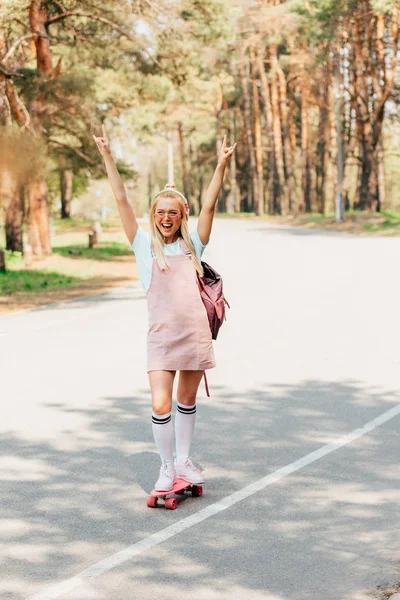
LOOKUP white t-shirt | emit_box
[131,226,208,293]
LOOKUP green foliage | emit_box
[370,0,395,14]
[0,0,26,27]
[0,270,80,295]
[180,0,233,43]
[2,0,236,213]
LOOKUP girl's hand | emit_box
[93,124,111,157]
[218,135,237,167]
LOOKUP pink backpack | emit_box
[179,239,229,339]
[197,261,230,340]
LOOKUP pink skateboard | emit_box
[147,478,203,510]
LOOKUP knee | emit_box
[177,391,197,407]
[152,395,172,415]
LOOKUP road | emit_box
[1,218,399,600]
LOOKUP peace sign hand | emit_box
[218,135,237,167]
[93,124,111,157]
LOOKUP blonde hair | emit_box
[149,184,203,276]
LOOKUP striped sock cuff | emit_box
[177,403,196,415]
[152,411,172,425]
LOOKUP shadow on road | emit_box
[1,380,399,599]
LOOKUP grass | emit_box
[4,251,24,269]
[380,210,400,220]
[0,222,137,312]
[0,269,81,295]
[362,210,400,233]
[52,240,132,260]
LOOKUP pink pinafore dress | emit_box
[146,239,215,372]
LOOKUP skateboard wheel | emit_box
[191,485,203,497]
[147,496,158,508]
[165,498,177,510]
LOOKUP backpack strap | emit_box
[179,237,191,255]
[203,371,210,397]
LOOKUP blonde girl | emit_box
[94,125,236,491]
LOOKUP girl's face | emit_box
[154,197,182,242]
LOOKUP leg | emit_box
[175,370,205,484]
[176,369,204,408]
[149,370,175,415]
[148,370,176,491]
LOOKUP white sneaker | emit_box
[154,460,176,492]
[175,457,204,484]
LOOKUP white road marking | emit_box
[29,402,400,600]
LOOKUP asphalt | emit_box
[1,218,399,600]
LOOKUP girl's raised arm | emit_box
[197,135,236,245]
[93,124,138,245]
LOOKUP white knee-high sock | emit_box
[151,411,174,463]
[175,402,196,462]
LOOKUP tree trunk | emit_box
[270,44,286,214]
[316,97,328,214]
[28,0,53,255]
[0,250,5,272]
[354,143,363,211]
[197,174,204,211]
[188,143,200,216]
[358,133,374,210]
[6,185,25,252]
[369,149,379,212]
[1,170,19,250]
[250,46,264,215]
[29,1,53,76]
[88,231,98,248]
[236,104,247,212]
[274,48,296,214]
[60,169,73,219]
[351,6,378,210]
[0,35,10,127]
[377,139,385,211]
[1,34,24,250]
[214,83,226,212]
[0,75,12,127]
[215,81,223,158]
[177,122,189,200]
[257,46,275,214]
[288,36,299,213]
[228,109,238,214]
[239,46,259,214]
[27,180,52,256]
[300,64,311,213]
[333,45,345,222]
[343,42,358,210]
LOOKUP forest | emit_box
[1,0,399,257]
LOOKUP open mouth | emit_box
[161,223,173,232]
